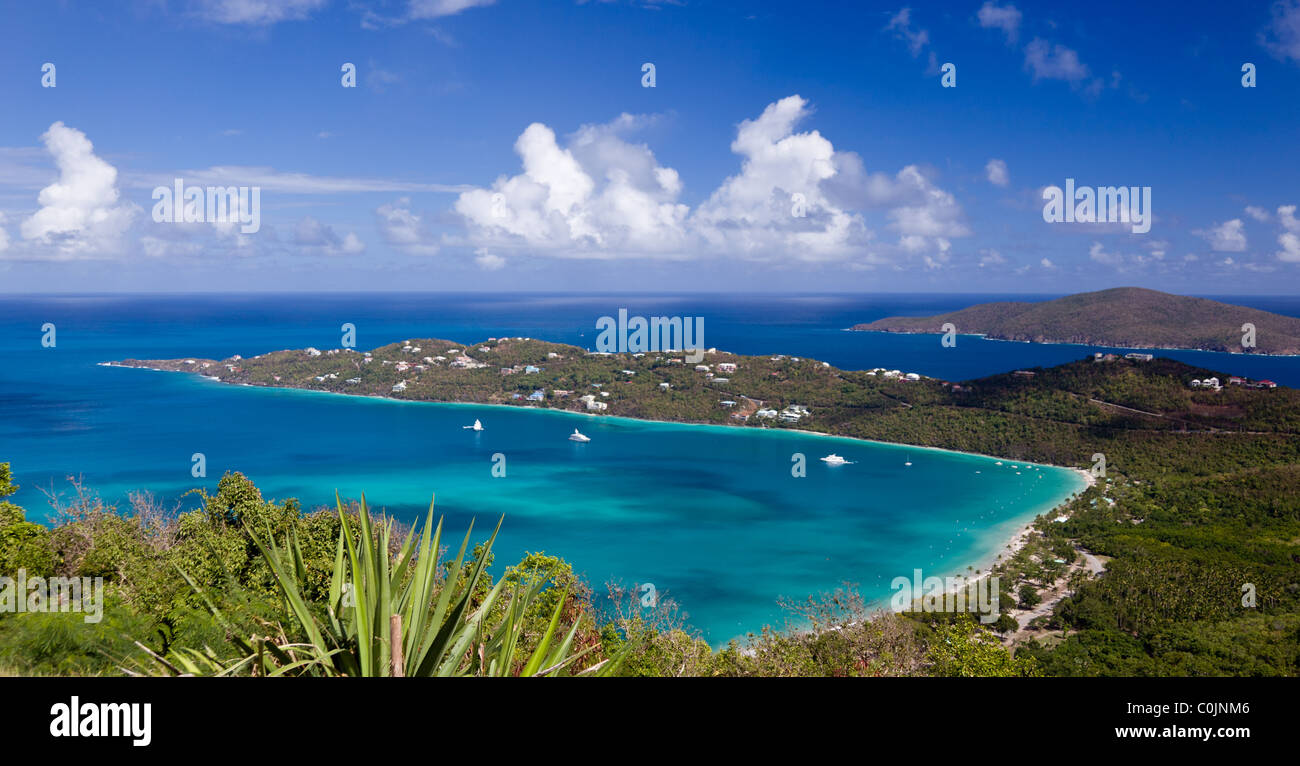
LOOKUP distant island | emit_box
[852,287,1300,355]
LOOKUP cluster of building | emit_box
[749,404,809,423]
[1189,376,1276,390]
[865,368,921,381]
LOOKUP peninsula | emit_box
[110,337,1297,470]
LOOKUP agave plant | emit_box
[149,495,621,677]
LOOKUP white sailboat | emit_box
[463,419,484,431]
[568,428,590,442]
[904,455,912,466]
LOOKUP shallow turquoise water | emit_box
[9,361,1083,642]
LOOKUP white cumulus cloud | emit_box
[451,95,967,267]
[20,122,138,259]
[295,216,365,255]
[376,197,439,255]
[977,2,1022,44]
[885,8,930,57]
[985,158,1009,186]
[454,115,688,257]
[1275,204,1300,261]
[1194,218,1247,252]
[1025,38,1089,83]
[1261,0,1300,62]
[474,248,505,270]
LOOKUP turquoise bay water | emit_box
[7,293,1297,640]
[41,368,1086,641]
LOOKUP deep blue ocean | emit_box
[2,292,1297,641]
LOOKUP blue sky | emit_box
[2,0,1299,294]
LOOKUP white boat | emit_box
[568,428,590,442]
[820,453,852,465]
[463,419,484,431]
[904,455,912,466]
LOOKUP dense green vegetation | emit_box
[854,286,1300,355]
[12,349,1300,676]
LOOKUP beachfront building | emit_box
[391,381,407,392]
[778,404,809,423]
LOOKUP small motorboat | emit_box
[568,429,591,442]
[463,419,484,431]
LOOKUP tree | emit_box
[0,463,56,577]
[927,614,1039,677]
